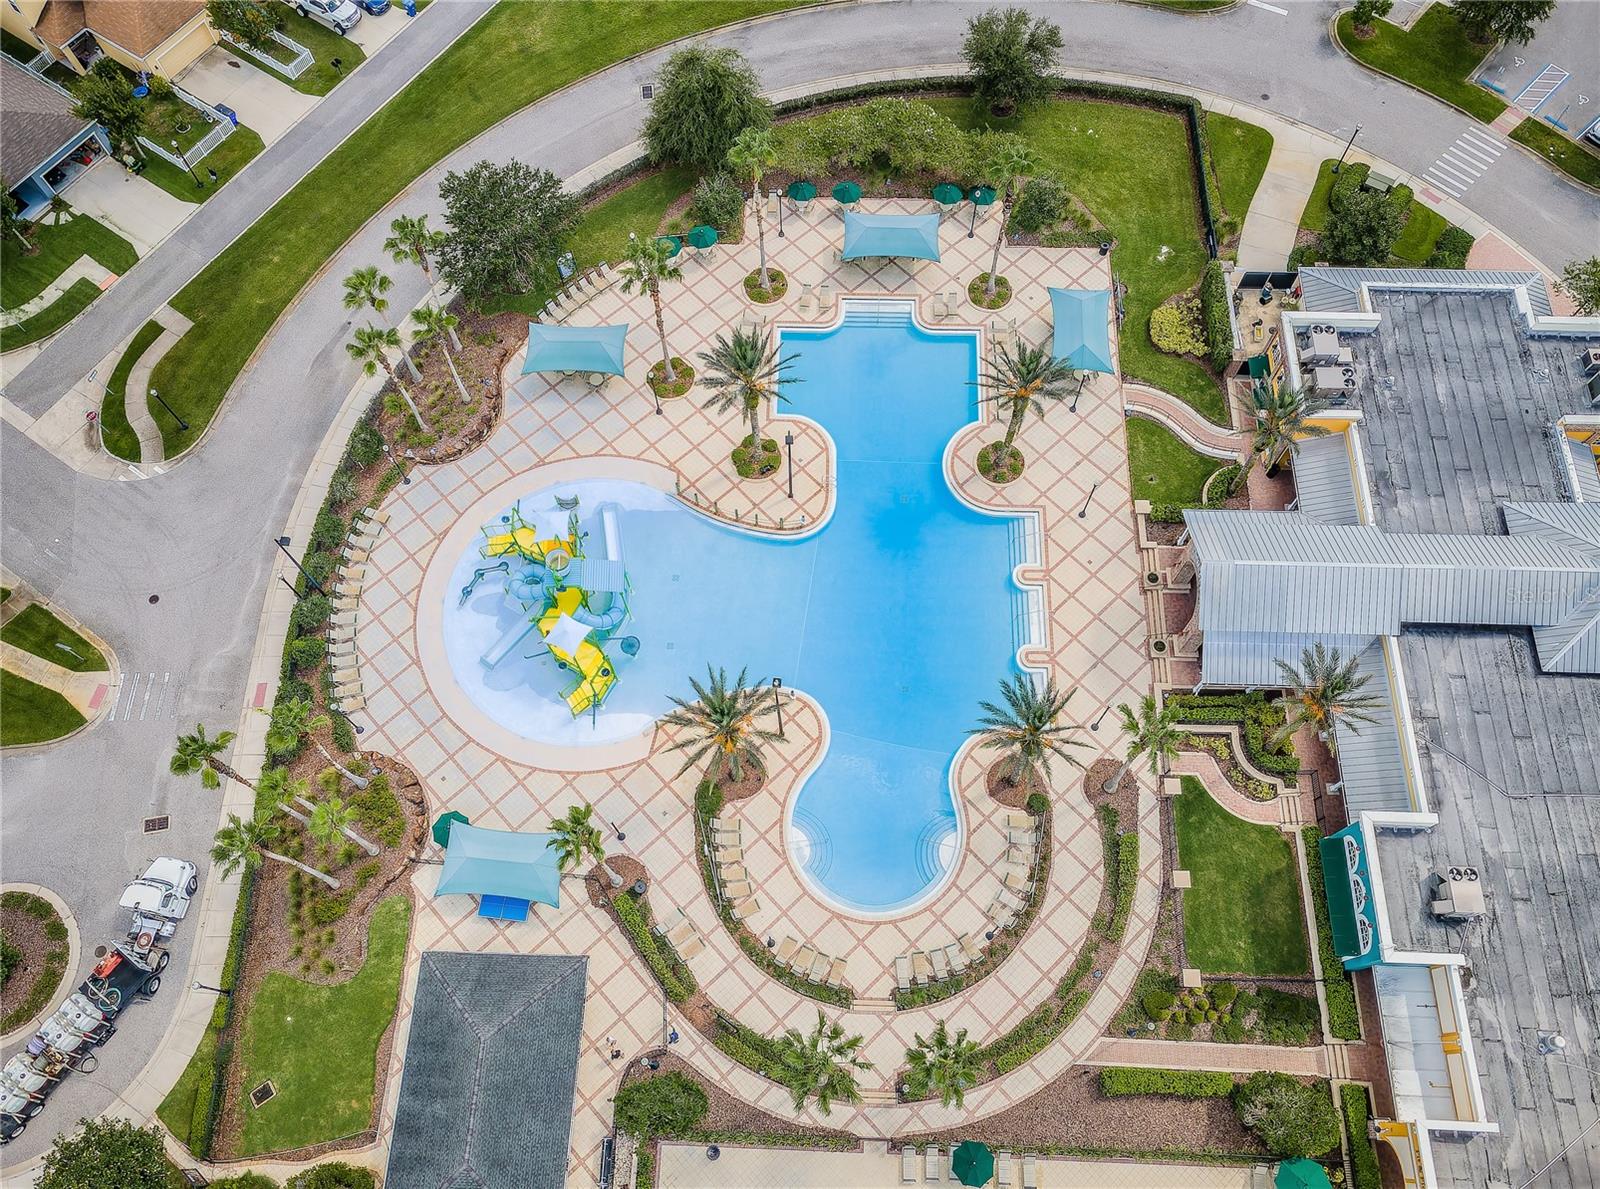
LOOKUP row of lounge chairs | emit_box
[901,1146,1037,1187]
[537,262,614,323]
[653,906,705,961]
[895,933,983,991]
[325,506,388,714]
[772,936,849,990]
[796,282,837,319]
[985,812,1042,933]
[706,816,760,922]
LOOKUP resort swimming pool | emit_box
[442,304,1027,912]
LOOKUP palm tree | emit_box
[1244,383,1330,476]
[698,327,800,448]
[412,304,470,403]
[774,1010,872,1115]
[385,213,446,303]
[1271,642,1384,755]
[343,265,420,380]
[662,665,782,787]
[259,766,377,855]
[170,724,248,791]
[619,232,686,383]
[980,338,1074,458]
[1103,694,1185,795]
[970,673,1089,791]
[981,141,1038,299]
[903,1019,981,1109]
[348,324,431,433]
[547,802,622,888]
[211,813,340,890]
[261,697,370,788]
[727,126,778,290]
[309,796,354,852]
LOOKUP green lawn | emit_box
[1511,119,1600,190]
[0,278,101,352]
[234,896,410,1155]
[252,10,369,97]
[1297,159,1462,265]
[1173,776,1310,976]
[0,603,107,670]
[146,0,806,458]
[930,98,1226,423]
[139,126,267,204]
[101,320,165,462]
[1334,5,1505,124]
[0,669,87,746]
[1206,111,1274,249]
[2,211,137,309]
[1125,417,1225,507]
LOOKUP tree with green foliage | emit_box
[697,326,799,449]
[3,192,31,249]
[1558,256,1600,316]
[309,795,354,851]
[980,140,1039,299]
[412,304,469,403]
[347,323,430,433]
[212,812,340,889]
[612,1071,709,1136]
[727,126,779,291]
[1234,1071,1342,1158]
[979,337,1075,458]
[774,1010,872,1114]
[619,232,686,383]
[38,1119,170,1189]
[1321,186,1404,266]
[437,159,578,302]
[662,664,782,786]
[1272,642,1384,754]
[206,0,283,51]
[286,1165,375,1189]
[71,59,147,158]
[903,1019,982,1108]
[1348,0,1393,33]
[1104,694,1184,794]
[643,45,770,172]
[1243,382,1330,476]
[962,6,1063,117]
[385,212,447,303]
[1450,0,1554,45]
[547,802,622,888]
[170,723,248,790]
[970,673,1088,791]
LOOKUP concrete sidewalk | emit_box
[1223,108,1335,272]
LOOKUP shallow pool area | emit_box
[441,304,1028,912]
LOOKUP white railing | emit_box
[219,28,313,80]
[136,85,236,168]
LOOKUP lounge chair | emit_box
[809,951,833,982]
[720,862,749,884]
[826,956,848,987]
[818,281,836,313]
[1004,869,1031,896]
[667,919,696,947]
[1007,827,1037,848]
[895,954,914,991]
[775,937,799,966]
[792,944,817,974]
[945,942,968,975]
[1007,842,1037,867]
[925,1146,941,1182]
[798,283,818,318]
[1006,811,1034,829]
[714,844,744,863]
[722,880,753,901]
[902,1146,919,1183]
[678,935,704,961]
[731,897,760,921]
[996,1151,1014,1186]
[944,287,960,316]
[1022,1154,1038,1189]
[931,292,951,320]
[959,933,983,966]
[911,950,933,984]
[929,946,951,980]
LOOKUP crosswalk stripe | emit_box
[1429,159,1476,187]
[1448,142,1494,168]
[1425,170,1466,197]
[1441,150,1484,175]
[1459,129,1504,155]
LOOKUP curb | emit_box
[0,883,82,1049]
[0,576,122,750]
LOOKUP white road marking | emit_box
[139,676,155,721]
[1440,150,1484,175]
[1449,139,1497,166]
[1428,158,1476,186]
[122,672,141,721]
[1460,129,1504,156]
[1422,129,1504,198]
[1247,0,1288,12]
[1424,170,1465,197]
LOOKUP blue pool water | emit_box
[442,304,1024,912]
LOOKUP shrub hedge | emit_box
[1200,260,1232,370]
[1106,829,1140,943]
[1165,691,1299,776]
[1302,826,1361,1040]
[1149,299,1206,356]
[1341,1082,1382,1189]
[1100,1067,1234,1098]
[614,891,696,1004]
[1425,225,1475,269]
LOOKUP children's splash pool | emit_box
[441,304,1028,913]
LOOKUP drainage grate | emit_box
[143,816,170,833]
[641,83,655,100]
[250,1080,277,1108]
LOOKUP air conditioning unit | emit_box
[1431,865,1486,920]
[1580,347,1600,377]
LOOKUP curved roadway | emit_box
[2,0,1597,1165]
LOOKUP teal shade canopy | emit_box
[840,212,942,262]
[522,322,629,376]
[432,811,469,849]
[831,180,862,203]
[434,822,562,908]
[787,180,818,201]
[931,182,964,204]
[952,1141,994,1187]
[656,235,682,258]
[687,224,718,249]
[1275,1159,1333,1189]
[968,185,997,206]
[1047,287,1114,373]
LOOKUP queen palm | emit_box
[727,126,778,290]
[343,264,420,380]
[1272,642,1383,754]
[619,232,686,383]
[1244,382,1330,476]
[348,324,431,433]
[309,796,354,852]
[981,141,1039,299]
[259,766,377,855]
[698,327,800,448]
[662,665,781,786]
[212,813,340,890]
[774,1010,872,1115]
[260,697,371,788]
[970,673,1089,791]
[412,304,470,403]
[547,802,622,888]
[1103,694,1184,795]
[170,723,248,791]
[903,1019,981,1108]
[980,338,1074,460]
[385,213,447,303]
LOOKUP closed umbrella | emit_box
[687,224,718,249]
[786,180,818,202]
[951,1141,994,1187]
[932,182,964,205]
[968,185,997,207]
[432,811,469,849]
[832,180,862,205]
[1274,1159,1332,1189]
[656,235,683,258]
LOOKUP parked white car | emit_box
[118,857,198,942]
[289,0,361,34]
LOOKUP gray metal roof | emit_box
[1563,436,1600,502]
[1198,631,1374,687]
[386,952,588,1189]
[1372,964,1459,1122]
[1331,639,1415,814]
[1298,266,1553,317]
[1290,433,1363,525]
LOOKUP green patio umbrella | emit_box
[786,180,817,202]
[931,182,965,205]
[832,180,862,204]
[1274,1159,1332,1189]
[968,184,997,207]
[951,1141,994,1187]
[432,811,469,849]
[687,224,718,249]
[656,235,683,258]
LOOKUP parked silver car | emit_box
[290,0,361,34]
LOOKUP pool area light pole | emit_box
[1332,124,1362,174]
[1070,372,1088,413]
[1077,481,1100,519]
[275,535,327,596]
[775,188,786,239]
[784,431,795,498]
[1091,705,1112,732]
[772,677,784,737]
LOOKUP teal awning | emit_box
[1048,287,1114,373]
[1276,1159,1332,1189]
[1319,823,1381,971]
[841,212,941,262]
[434,822,561,908]
[522,322,629,376]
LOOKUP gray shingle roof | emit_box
[386,952,588,1189]
[0,58,94,189]
[1298,266,1553,317]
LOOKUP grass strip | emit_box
[0,278,100,352]
[251,10,370,96]
[2,211,136,308]
[1333,6,1505,123]
[0,603,107,670]
[1125,417,1225,508]
[0,668,86,745]
[1205,111,1273,248]
[1511,119,1600,190]
[101,319,165,462]
[138,126,267,205]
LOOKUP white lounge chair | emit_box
[925,1146,942,1182]
[902,1146,919,1183]
[896,954,914,991]
[792,944,817,974]
[826,956,848,988]
[722,880,753,901]
[929,946,951,980]
[818,281,836,313]
[996,1151,1014,1186]
[1006,811,1035,829]
[731,897,759,921]
[1022,1154,1038,1189]
[678,935,704,961]
[775,936,799,966]
[798,283,818,318]
[911,950,933,984]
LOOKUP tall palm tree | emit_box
[727,126,778,290]
[212,813,340,890]
[170,723,248,791]
[260,766,377,855]
[547,802,622,888]
[1272,642,1383,754]
[309,796,354,852]
[980,338,1074,458]
[970,673,1089,790]
[1244,383,1330,476]
[348,324,431,433]
[903,1019,981,1109]
[343,265,420,380]
[1103,694,1185,795]
[385,213,446,303]
[412,304,470,403]
[698,327,800,448]
[981,141,1039,299]
[619,232,686,383]
[260,697,371,788]
[774,1010,872,1115]
[662,665,782,786]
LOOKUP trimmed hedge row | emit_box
[1340,1083,1382,1189]
[1106,828,1140,943]
[1302,826,1361,1040]
[1100,1067,1234,1098]
[614,890,696,1004]
[1166,691,1299,776]
[1200,260,1232,370]
[975,942,1099,1076]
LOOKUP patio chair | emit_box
[818,282,835,313]
[1007,827,1037,847]
[792,944,817,974]
[654,907,684,934]
[720,862,749,884]
[929,946,951,980]
[336,694,365,712]
[1007,842,1037,868]
[999,884,1028,910]
[826,956,848,987]
[722,879,753,901]
[765,190,781,219]
[1022,1154,1038,1189]
[924,1146,942,1182]
[667,919,696,948]
[678,935,704,961]
[798,283,818,318]
[902,1146,919,1183]
[959,933,983,966]
[708,816,741,837]
[911,950,933,984]
[1005,811,1035,829]
[713,844,744,863]
[945,942,968,975]
[731,896,760,921]
[995,1151,1014,1186]
[895,954,914,992]
[1004,869,1032,897]
[944,287,960,315]
[930,292,951,320]
[775,936,799,966]
[585,372,610,390]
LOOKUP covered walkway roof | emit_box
[840,212,941,261]
[1048,287,1114,373]
[435,821,561,908]
[522,322,629,376]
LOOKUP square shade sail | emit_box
[841,212,942,261]
[1048,287,1114,373]
[522,321,630,376]
[434,821,562,908]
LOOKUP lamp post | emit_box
[191,980,230,996]
[171,139,201,188]
[1091,705,1112,732]
[382,440,410,486]
[772,677,784,737]
[1077,481,1100,519]
[148,387,188,431]
[274,535,327,596]
[1332,124,1362,174]
[775,188,786,239]
[1069,372,1088,413]
[967,198,980,239]
[784,430,795,499]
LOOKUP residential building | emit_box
[1,0,217,79]
[0,55,108,216]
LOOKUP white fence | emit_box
[219,28,313,80]
[136,86,236,170]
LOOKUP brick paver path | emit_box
[1123,383,1244,462]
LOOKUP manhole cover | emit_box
[143,816,170,833]
[250,1080,277,1108]
[148,594,160,604]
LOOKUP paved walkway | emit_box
[1086,1035,1328,1077]
[1123,383,1244,461]
[1229,112,1329,273]
[122,310,193,462]
[1,256,113,327]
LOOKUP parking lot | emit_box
[1477,2,1600,139]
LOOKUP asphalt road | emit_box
[2,0,1598,1168]
[1480,2,1600,138]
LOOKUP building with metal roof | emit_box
[1298,265,1554,318]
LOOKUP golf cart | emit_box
[0,1034,100,1145]
[119,857,198,944]
[78,942,167,1017]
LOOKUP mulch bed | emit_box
[986,758,1046,807]
[0,895,68,1032]
[586,856,649,906]
[619,1051,855,1143]
[382,307,519,468]
[713,765,767,804]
